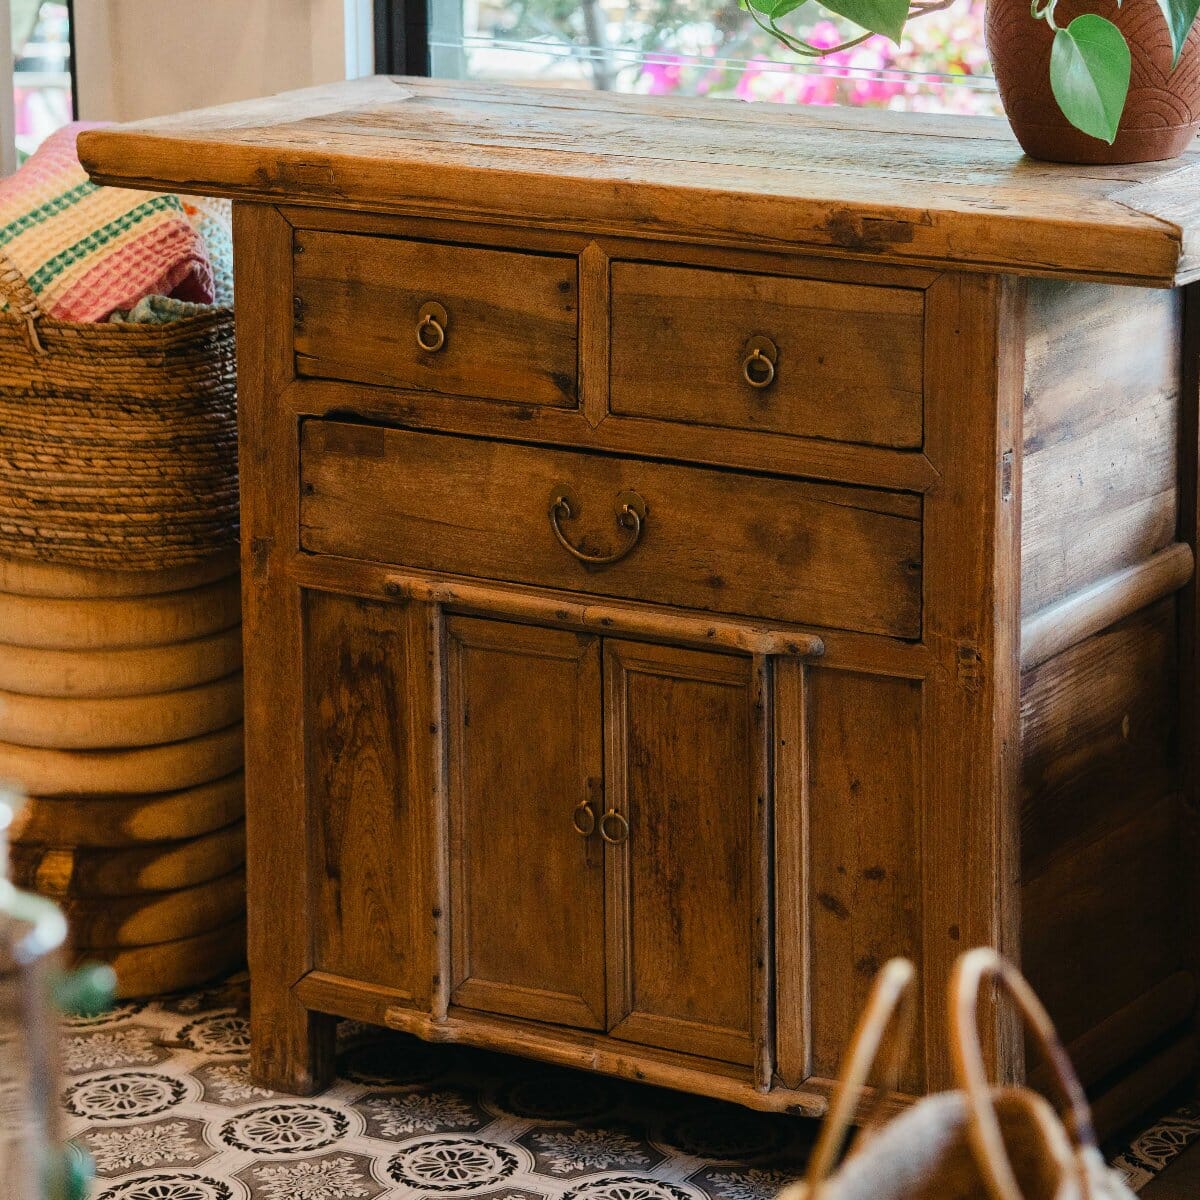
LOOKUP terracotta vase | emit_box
[986,0,1200,163]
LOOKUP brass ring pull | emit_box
[741,335,778,389]
[572,800,597,837]
[416,301,448,353]
[549,488,647,568]
[599,809,630,845]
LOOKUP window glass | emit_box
[428,0,999,115]
[13,0,74,163]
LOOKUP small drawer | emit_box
[300,422,922,639]
[293,230,579,407]
[610,262,924,448]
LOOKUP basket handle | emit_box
[951,948,1097,1200]
[798,958,918,1200]
[0,247,46,354]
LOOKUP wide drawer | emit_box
[293,230,579,407]
[610,262,924,448]
[300,422,922,639]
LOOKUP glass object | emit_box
[12,0,73,164]
[0,792,110,1200]
[428,0,1000,116]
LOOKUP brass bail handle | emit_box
[549,488,647,567]
[741,335,778,389]
[417,300,449,353]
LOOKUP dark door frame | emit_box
[374,0,431,75]
[66,0,79,116]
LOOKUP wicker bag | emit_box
[782,948,1137,1200]
[0,253,237,571]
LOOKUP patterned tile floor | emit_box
[58,976,1200,1199]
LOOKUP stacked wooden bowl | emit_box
[0,550,246,997]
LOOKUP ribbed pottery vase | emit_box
[987,0,1200,163]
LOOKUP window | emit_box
[12,0,75,163]
[379,0,997,116]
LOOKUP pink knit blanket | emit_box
[0,123,214,323]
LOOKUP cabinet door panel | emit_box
[305,592,436,1003]
[604,640,762,1066]
[448,616,606,1029]
[806,668,924,1093]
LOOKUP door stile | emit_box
[421,599,452,1023]
[603,636,634,1035]
[773,655,811,1089]
[751,653,775,1092]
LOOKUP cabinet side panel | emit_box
[1020,279,1196,1119]
[807,667,924,1092]
[1021,599,1178,883]
[1022,281,1181,618]
[1021,599,1186,1053]
[305,591,434,1004]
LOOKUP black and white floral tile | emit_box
[57,977,1200,1200]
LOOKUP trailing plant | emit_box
[744,0,1200,142]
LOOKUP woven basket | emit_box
[0,253,237,571]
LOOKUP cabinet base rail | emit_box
[293,970,842,1117]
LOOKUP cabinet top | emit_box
[79,75,1200,287]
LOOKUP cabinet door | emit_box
[305,592,437,1005]
[447,616,606,1029]
[604,641,765,1066]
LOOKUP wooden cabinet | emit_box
[82,78,1200,1132]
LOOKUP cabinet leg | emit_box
[250,985,336,1095]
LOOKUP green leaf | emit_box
[818,0,910,42]
[770,0,809,17]
[744,0,777,14]
[1155,0,1200,65]
[1050,15,1131,143]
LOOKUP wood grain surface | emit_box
[604,640,760,1067]
[81,75,1197,1124]
[300,420,923,639]
[77,77,1200,285]
[295,229,578,407]
[447,617,606,1030]
[610,261,924,447]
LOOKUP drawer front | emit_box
[610,262,924,448]
[300,422,922,639]
[293,231,579,407]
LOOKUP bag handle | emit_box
[802,958,918,1199]
[0,247,46,354]
[951,948,1098,1200]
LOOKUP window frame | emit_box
[374,0,431,75]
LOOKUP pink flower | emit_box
[641,55,684,95]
